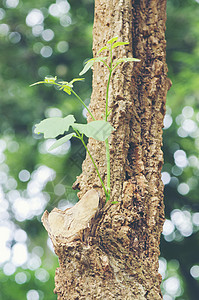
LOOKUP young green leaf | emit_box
[58,78,85,94]
[34,115,76,138]
[117,57,141,63]
[112,41,129,49]
[79,60,95,76]
[72,120,115,141]
[49,133,76,151]
[70,78,85,85]
[94,57,108,63]
[61,86,72,95]
[59,78,84,87]
[107,36,118,44]
[107,108,113,117]
[113,57,140,70]
[79,58,108,76]
[111,201,119,204]
[29,81,45,87]
[58,84,72,95]
[30,76,57,87]
[44,76,57,84]
[97,46,109,55]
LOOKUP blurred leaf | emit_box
[34,115,76,138]
[70,78,85,84]
[79,60,94,76]
[79,57,107,75]
[72,120,115,141]
[45,76,57,84]
[61,86,72,95]
[29,81,45,87]
[49,133,76,151]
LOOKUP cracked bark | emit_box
[42,0,171,298]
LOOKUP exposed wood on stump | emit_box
[42,0,170,298]
[42,189,100,245]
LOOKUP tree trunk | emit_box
[42,0,171,298]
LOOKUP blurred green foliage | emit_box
[0,0,199,299]
[161,1,199,299]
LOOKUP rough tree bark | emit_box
[42,0,171,299]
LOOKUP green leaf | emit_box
[113,57,140,70]
[116,57,141,63]
[107,108,113,117]
[107,36,118,44]
[30,76,58,87]
[59,78,84,87]
[112,42,129,49]
[97,46,109,54]
[58,78,84,94]
[79,60,94,76]
[63,87,72,95]
[111,201,119,204]
[44,76,57,84]
[49,133,76,151]
[72,120,115,141]
[59,85,72,95]
[34,115,76,138]
[70,78,85,84]
[94,57,108,62]
[79,58,108,75]
[29,81,45,87]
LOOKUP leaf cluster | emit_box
[30,77,84,95]
[31,36,140,201]
[79,36,140,75]
[34,115,114,151]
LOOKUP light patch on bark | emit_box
[42,189,99,245]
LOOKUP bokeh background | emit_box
[0,0,199,299]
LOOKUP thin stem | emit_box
[105,139,110,202]
[78,133,108,198]
[101,60,111,71]
[105,70,112,122]
[46,82,95,121]
[112,62,121,71]
[71,90,95,121]
[105,45,113,122]
[110,45,113,69]
[104,44,113,202]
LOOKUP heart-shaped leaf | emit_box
[34,115,76,138]
[73,120,115,141]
